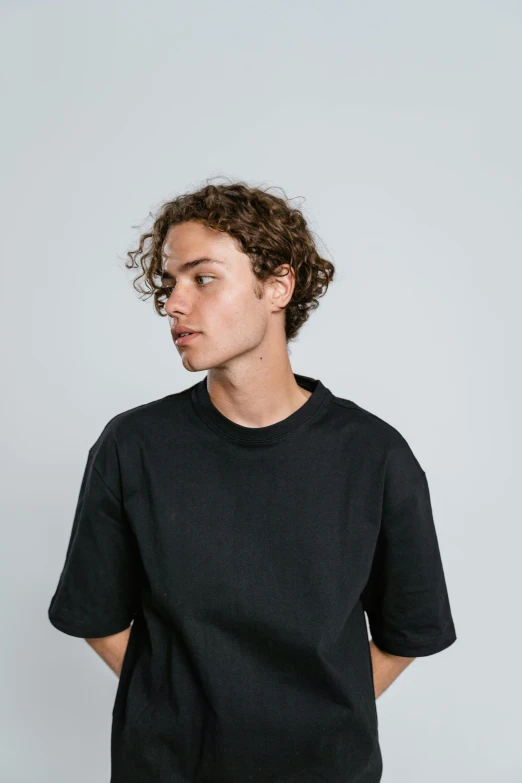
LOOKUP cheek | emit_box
[211,286,264,331]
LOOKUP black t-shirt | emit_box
[48,372,457,783]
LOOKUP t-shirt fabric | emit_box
[48,372,457,782]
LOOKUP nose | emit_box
[164,285,191,318]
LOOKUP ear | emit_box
[268,264,295,309]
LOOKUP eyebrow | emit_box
[160,257,226,280]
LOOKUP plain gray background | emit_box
[1,1,520,781]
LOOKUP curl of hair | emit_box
[124,176,335,344]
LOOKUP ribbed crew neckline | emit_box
[191,372,330,443]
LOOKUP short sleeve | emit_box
[48,424,141,639]
[361,440,457,657]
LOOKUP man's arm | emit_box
[85,626,414,690]
[85,625,132,678]
[369,639,416,699]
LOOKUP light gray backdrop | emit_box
[1,1,520,781]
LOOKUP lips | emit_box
[173,331,201,347]
[172,325,198,339]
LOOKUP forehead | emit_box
[161,222,234,271]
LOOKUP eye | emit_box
[162,275,214,298]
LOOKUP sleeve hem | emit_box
[370,628,457,657]
[48,611,133,639]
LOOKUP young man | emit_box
[48,180,457,783]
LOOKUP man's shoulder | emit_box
[328,391,410,447]
[92,382,197,447]
[327,390,426,480]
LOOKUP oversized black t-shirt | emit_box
[48,372,457,782]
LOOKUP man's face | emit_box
[162,221,276,372]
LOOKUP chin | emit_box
[179,343,249,373]
[179,352,213,373]
[179,356,203,372]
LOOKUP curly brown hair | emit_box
[124,176,335,344]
